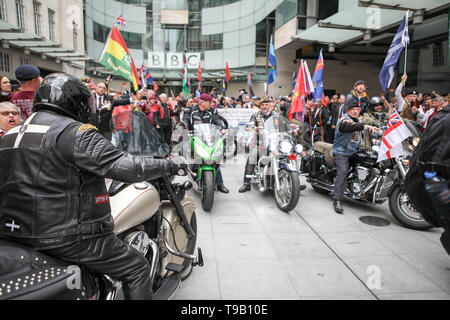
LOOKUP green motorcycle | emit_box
[188,123,235,211]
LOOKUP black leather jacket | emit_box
[0,110,172,250]
[182,106,227,131]
[90,94,131,133]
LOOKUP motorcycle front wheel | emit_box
[201,171,215,212]
[274,169,301,212]
[389,187,433,231]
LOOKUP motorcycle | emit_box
[301,125,432,230]
[0,111,203,300]
[172,123,236,212]
[246,115,304,212]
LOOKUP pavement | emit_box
[173,155,450,300]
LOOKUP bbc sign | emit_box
[148,52,201,69]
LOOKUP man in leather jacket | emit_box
[0,74,181,300]
[345,80,370,115]
[181,94,230,194]
[239,98,303,193]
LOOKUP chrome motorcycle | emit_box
[0,111,203,300]
[246,115,304,212]
[301,125,432,230]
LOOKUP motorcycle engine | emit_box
[125,231,151,257]
[348,166,376,195]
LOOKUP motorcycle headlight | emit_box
[295,144,304,154]
[195,147,210,159]
[280,141,292,154]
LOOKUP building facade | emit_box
[0,0,87,79]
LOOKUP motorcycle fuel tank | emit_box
[110,183,160,235]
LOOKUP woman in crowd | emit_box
[0,76,13,103]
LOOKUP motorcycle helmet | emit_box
[33,73,95,123]
[369,96,384,114]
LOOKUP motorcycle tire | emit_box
[179,212,198,281]
[312,185,330,195]
[274,170,301,213]
[389,187,433,231]
[201,171,215,212]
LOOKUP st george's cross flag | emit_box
[377,109,412,162]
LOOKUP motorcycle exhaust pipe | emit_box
[148,239,159,283]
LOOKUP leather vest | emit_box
[0,111,114,250]
[333,113,362,156]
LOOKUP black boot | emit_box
[333,200,344,214]
[217,185,230,194]
[239,184,251,193]
[300,184,307,191]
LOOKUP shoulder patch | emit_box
[78,124,98,133]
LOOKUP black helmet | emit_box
[33,73,94,123]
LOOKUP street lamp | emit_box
[328,43,335,53]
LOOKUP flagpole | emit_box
[403,10,409,93]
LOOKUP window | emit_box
[48,9,56,41]
[318,0,339,20]
[297,0,308,30]
[0,52,11,73]
[15,0,25,30]
[33,1,41,35]
[19,56,29,65]
[73,22,78,51]
[432,43,444,66]
[0,0,7,21]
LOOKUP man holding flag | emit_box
[332,100,379,214]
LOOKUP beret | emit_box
[200,94,213,101]
[15,64,40,82]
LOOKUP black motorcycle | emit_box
[301,126,432,231]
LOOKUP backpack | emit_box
[405,106,450,228]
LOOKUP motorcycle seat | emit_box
[314,142,336,167]
[0,239,86,300]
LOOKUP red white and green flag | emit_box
[99,26,140,91]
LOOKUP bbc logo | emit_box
[148,52,201,70]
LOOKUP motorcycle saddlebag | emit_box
[0,240,87,300]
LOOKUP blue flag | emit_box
[379,12,410,92]
[247,73,255,97]
[292,72,297,92]
[268,35,277,85]
[311,50,324,102]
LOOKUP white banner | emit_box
[218,109,258,128]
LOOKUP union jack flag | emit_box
[115,14,127,27]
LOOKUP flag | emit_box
[139,64,146,89]
[182,53,189,98]
[225,62,231,83]
[379,12,410,92]
[222,76,228,94]
[195,90,201,98]
[145,70,154,84]
[289,63,307,121]
[89,79,96,90]
[377,109,412,162]
[311,49,325,102]
[153,82,159,92]
[247,73,255,97]
[99,26,140,91]
[289,60,315,121]
[292,72,297,92]
[197,62,202,92]
[115,14,127,28]
[268,35,277,85]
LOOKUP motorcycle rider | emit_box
[0,73,183,300]
[362,96,392,150]
[180,93,230,194]
[332,100,378,214]
[239,98,304,193]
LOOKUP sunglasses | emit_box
[1,111,20,116]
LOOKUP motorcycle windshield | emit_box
[262,115,292,151]
[193,123,223,148]
[111,110,170,158]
